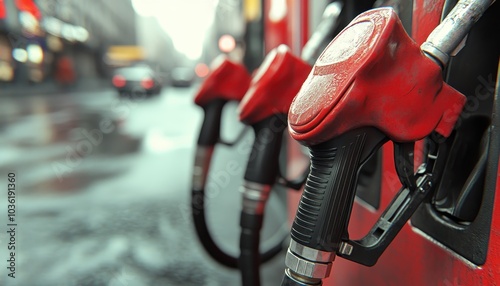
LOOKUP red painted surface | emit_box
[264,0,289,53]
[15,0,41,19]
[238,45,310,124]
[193,55,251,107]
[286,0,309,55]
[264,0,309,54]
[0,0,6,19]
[288,8,465,146]
[299,0,309,49]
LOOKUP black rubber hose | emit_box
[192,189,236,267]
[194,106,287,269]
[239,212,264,286]
[192,188,286,268]
[193,98,238,267]
[237,114,288,285]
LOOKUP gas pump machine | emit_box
[282,1,500,285]
[192,0,499,285]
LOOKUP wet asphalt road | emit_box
[0,85,288,286]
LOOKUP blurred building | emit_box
[134,1,224,79]
[0,0,137,88]
[209,0,264,72]
[0,0,24,85]
[207,0,246,65]
[135,16,175,77]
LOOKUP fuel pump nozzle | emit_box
[192,55,289,268]
[279,2,496,283]
[236,44,312,286]
[235,2,346,285]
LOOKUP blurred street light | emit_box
[12,49,28,63]
[27,44,43,64]
[195,63,210,78]
[218,34,236,53]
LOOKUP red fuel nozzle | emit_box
[191,56,253,268]
[194,55,251,107]
[236,44,311,201]
[236,45,311,286]
[238,45,311,125]
[283,8,467,285]
[288,8,466,146]
[194,55,251,147]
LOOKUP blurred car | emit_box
[112,65,162,97]
[170,67,195,87]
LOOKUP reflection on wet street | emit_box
[0,86,287,286]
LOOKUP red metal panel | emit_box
[286,0,308,55]
[300,0,309,49]
[264,0,309,54]
[264,0,290,53]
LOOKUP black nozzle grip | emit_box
[197,99,227,146]
[290,127,387,252]
[244,114,287,185]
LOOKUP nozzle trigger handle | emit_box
[290,127,387,252]
[243,114,287,185]
[197,99,226,146]
[239,45,311,185]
